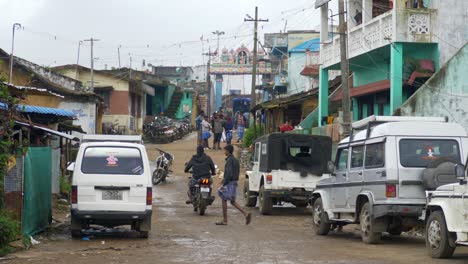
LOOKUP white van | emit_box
[69,135,152,238]
[312,116,468,244]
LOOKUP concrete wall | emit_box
[191,65,207,82]
[59,68,130,91]
[59,101,96,135]
[175,91,193,119]
[15,58,81,91]
[398,44,468,132]
[23,94,62,108]
[287,53,318,95]
[429,0,468,66]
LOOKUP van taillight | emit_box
[386,184,396,198]
[146,187,153,205]
[266,175,273,184]
[71,186,78,204]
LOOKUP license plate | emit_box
[102,190,123,200]
[200,187,210,192]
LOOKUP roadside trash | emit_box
[82,237,90,241]
[30,236,40,245]
[65,213,70,218]
[101,241,106,245]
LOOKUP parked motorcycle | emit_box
[144,116,192,144]
[152,148,174,185]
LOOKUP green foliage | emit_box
[60,176,71,196]
[0,210,19,252]
[0,83,17,208]
[242,125,265,148]
[21,235,32,250]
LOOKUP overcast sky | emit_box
[0,0,337,70]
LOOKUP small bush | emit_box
[0,210,19,251]
[60,176,71,196]
[242,125,265,148]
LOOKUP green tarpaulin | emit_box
[22,147,52,236]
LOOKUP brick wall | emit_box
[109,90,129,115]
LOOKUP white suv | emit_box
[425,161,468,258]
[69,135,152,238]
[312,116,468,244]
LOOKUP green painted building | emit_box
[315,0,467,127]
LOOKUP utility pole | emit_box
[76,40,83,79]
[245,6,268,139]
[118,45,122,68]
[202,48,216,115]
[212,30,225,62]
[9,23,22,84]
[83,37,100,91]
[129,54,133,79]
[338,0,351,136]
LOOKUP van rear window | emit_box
[81,147,144,175]
[399,139,461,168]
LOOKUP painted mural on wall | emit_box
[210,45,272,75]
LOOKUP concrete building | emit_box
[397,43,468,131]
[0,49,102,135]
[53,65,157,133]
[315,0,468,126]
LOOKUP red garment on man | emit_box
[279,123,293,133]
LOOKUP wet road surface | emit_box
[8,133,468,263]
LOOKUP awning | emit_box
[94,86,114,91]
[300,65,320,77]
[253,90,318,111]
[331,80,390,102]
[142,83,156,96]
[15,121,80,141]
[58,122,86,134]
[0,102,75,117]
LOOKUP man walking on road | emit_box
[212,114,225,150]
[216,145,251,226]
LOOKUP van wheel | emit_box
[426,211,455,258]
[259,186,273,215]
[243,180,257,207]
[312,198,331,235]
[70,215,82,238]
[360,202,381,244]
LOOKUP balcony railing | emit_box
[321,8,435,68]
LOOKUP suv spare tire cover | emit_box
[422,159,458,190]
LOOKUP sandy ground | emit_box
[7,132,468,264]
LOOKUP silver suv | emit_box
[311,116,468,244]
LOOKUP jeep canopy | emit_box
[255,133,332,175]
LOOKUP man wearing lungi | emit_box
[216,145,252,226]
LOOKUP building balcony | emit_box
[321,7,436,68]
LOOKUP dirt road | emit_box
[8,133,468,263]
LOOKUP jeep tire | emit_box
[312,197,331,235]
[360,202,381,244]
[259,185,273,215]
[426,210,455,258]
[243,180,257,207]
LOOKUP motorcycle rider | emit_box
[184,145,216,204]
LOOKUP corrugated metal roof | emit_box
[0,102,75,117]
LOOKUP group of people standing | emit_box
[196,110,249,150]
